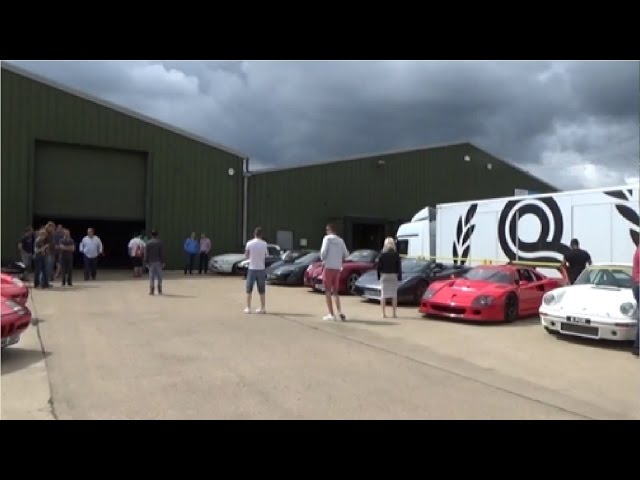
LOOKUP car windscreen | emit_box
[346,250,376,262]
[401,258,429,273]
[574,267,633,289]
[282,251,304,262]
[294,252,320,264]
[463,268,513,284]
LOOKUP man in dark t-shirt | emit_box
[59,229,75,287]
[562,238,592,285]
[33,229,50,289]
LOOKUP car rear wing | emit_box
[506,261,569,284]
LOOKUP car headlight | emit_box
[620,302,636,317]
[4,299,26,315]
[423,288,437,300]
[472,295,494,307]
[543,290,565,306]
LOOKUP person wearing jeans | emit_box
[58,229,75,287]
[184,232,199,275]
[632,246,639,357]
[33,229,50,289]
[144,230,165,295]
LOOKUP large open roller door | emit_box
[34,141,147,220]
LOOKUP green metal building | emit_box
[1,63,246,269]
[246,144,556,251]
[2,62,556,268]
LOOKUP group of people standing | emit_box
[241,223,404,320]
[18,223,104,288]
[183,232,212,275]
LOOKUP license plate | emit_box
[566,316,590,325]
[561,323,598,338]
[1,335,20,347]
[315,283,325,292]
[267,275,276,280]
[365,289,380,298]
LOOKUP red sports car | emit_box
[1,295,32,348]
[304,249,379,295]
[1,273,29,306]
[419,264,567,322]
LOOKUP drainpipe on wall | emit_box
[242,157,250,245]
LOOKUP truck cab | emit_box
[396,206,436,259]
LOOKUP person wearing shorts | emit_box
[244,227,268,314]
[128,233,145,278]
[320,223,349,321]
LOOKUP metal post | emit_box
[515,210,519,261]
[242,157,249,244]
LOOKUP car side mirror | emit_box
[514,279,520,286]
[518,280,529,287]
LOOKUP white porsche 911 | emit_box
[539,263,637,341]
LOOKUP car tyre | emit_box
[347,273,360,295]
[504,293,518,323]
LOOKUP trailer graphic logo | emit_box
[452,203,478,265]
[497,197,571,263]
[603,189,640,247]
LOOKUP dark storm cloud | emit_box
[6,60,639,189]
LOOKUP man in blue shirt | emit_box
[184,232,199,275]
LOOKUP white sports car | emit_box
[539,263,637,341]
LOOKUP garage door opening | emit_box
[33,216,146,269]
[351,222,386,251]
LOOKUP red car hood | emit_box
[430,279,512,304]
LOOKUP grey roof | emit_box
[251,140,558,191]
[1,61,249,159]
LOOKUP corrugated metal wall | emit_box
[247,143,556,250]
[1,66,244,268]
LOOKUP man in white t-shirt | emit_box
[244,227,269,314]
[128,233,146,278]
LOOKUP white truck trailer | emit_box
[396,184,639,267]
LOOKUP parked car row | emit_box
[206,245,639,347]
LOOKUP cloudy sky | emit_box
[8,60,639,190]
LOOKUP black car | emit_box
[266,251,321,286]
[1,259,27,280]
[354,258,470,305]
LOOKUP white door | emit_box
[571,204,612,263]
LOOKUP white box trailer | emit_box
[397,184,639,267]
